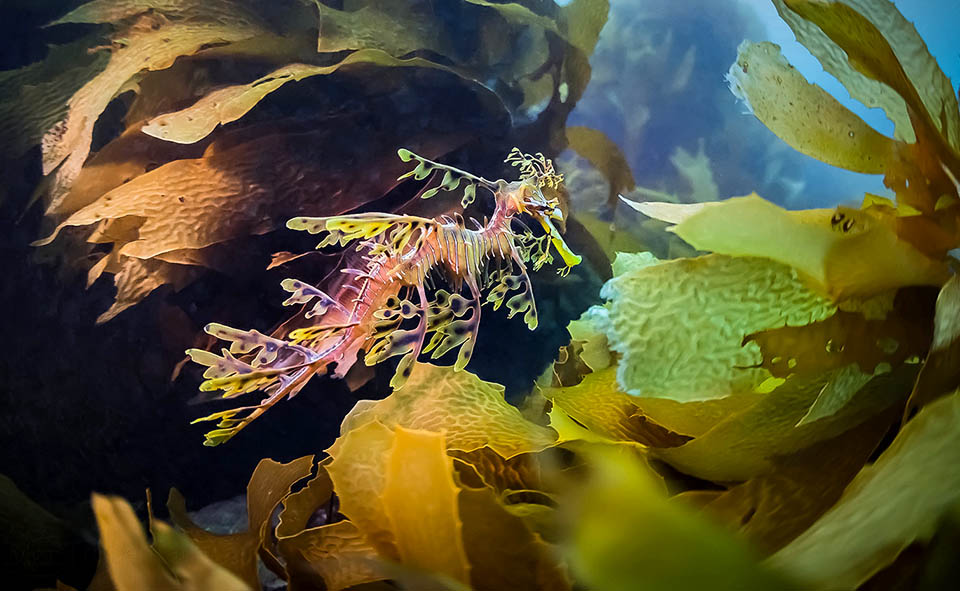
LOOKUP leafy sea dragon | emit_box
[187,148,582,445]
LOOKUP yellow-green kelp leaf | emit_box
[727,41,897,174]
[775,0,960,153]
[598,252,836,401]
[92,494,250,591]
[141,50,476,145]
[768,390,960,588]
[335,363,558,459]
[562,447,798,591]
[542,367,693,447]
[278,520,387,591]
[42,6,268,211]
[623,194,950,299]
[566,126,635,209]
[655,365,915,482]
[326,422,470,585]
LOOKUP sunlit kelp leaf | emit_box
[542,368,693,447]
[691,408,894,555]
[335,363,558,459]
[623,194,950,299]
[141,50,479,145]
[92,493,250,591]
[905,274,960,417]
[775,0,960,153]
[326,423,470,585]
[41,5,269,211]
[166,456,314,589]
[655,365,915,481]
[599,252,836,400]
[726,41,897,174]
[768,390,960,588]
[562,447,797,591]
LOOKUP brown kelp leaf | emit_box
[149,520,250,591]
[655,365,915,482]
[275,469,334,539]
[779,0,960,155]
[598,252,836,401]
[449,448,543,497]
[542,368,693,447]
[326,423,470,585]
[51,121,210,216]
[167,456,314,589]
[624,194,950,299]
[566,126,635,209]
[141,50,478,145]
[747,287,933,384]
[42,7,268,211]
[696,408,895,555]
[335,364,558,459]
[278,521,387,591]
[38,130,463,259]
[98,256,199,324]
[563,447,797,591]
[768,390,960,589]
[906,274,960,417]
[459,486,570,591]
[0,37,109,158]
[727,41,897,174]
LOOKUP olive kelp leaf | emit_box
[768,390,960,589]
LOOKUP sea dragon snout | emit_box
[187,147,580,445]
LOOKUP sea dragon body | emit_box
[187,148,581,445]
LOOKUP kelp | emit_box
[19,0,608,321]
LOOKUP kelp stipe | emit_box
[187,148,581,445]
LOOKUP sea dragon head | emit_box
[503,148,583,274]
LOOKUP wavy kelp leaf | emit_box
[141,50,476,145]
[905,274,960,417]
[42,8,267,211]
[0,37,109,158]
[727,41,897,174]
[563,447,796,591]
[92,494,250,591]
[326,423,470,585]
[542,368,693,447]
[694,408,894,555]
[51,122,210,216]
[449,448,543,498]
[38,130,462,259]
[335,363,557,459]
[768,390,960,588]
[97,256,199,324]
[167,456,314,589]
[279,521,386,591]
[599,253,836,400]
[458,486,570,591]
[624,194,950,299]
[777,0,960,154]
[565,126,635,209]
[655,365,914,482]
[466,0,608,56]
